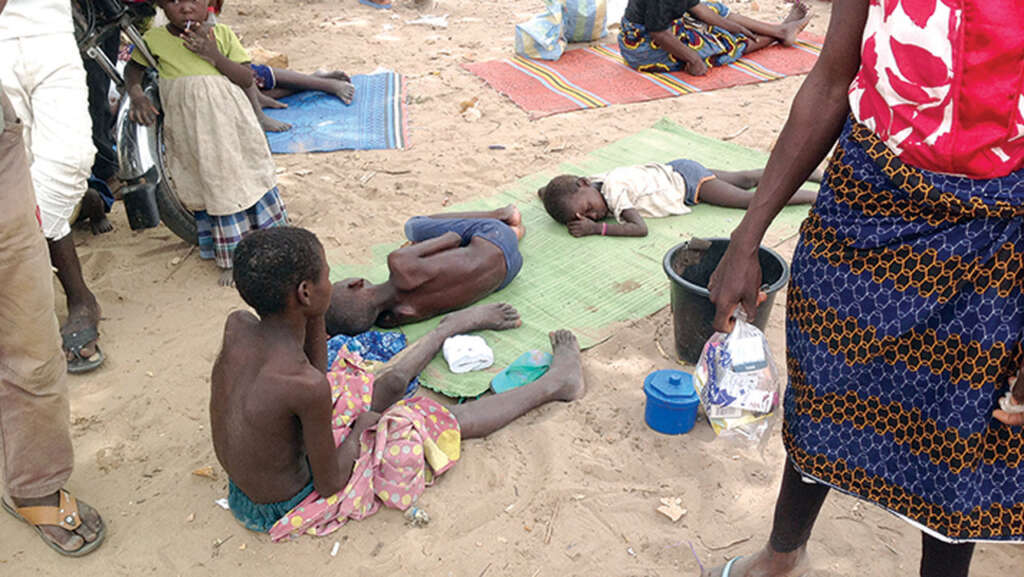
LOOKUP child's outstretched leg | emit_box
[370,303,523,411]
[264,68,355,105]
[243,83,292,132]
[451,330,583,439]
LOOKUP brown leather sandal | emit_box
[2,490,105,557]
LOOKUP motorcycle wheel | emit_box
[154,120,199,246]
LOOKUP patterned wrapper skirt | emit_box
[784,117,1024,542]
[618,2,746,73]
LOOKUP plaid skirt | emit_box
[785,117,1024,542]
[196,187,288,269]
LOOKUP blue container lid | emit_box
[643,370,699,407]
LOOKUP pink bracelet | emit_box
[601,223,607,236]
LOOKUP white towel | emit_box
[442,335,494,374]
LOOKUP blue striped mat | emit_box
[265,71,407,153]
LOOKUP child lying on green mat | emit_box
[537,159,820,238]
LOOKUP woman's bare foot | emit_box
[257,91,288,109]
[495,204,526,240]
[440,302,522,333]
[9,492,104,555]
[703,546,808,577]
[258,111,292,132]
[778,2,811,46]
[545,330,585,402]
[219,269,235,287]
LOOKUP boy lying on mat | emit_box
[211,227,584,541]
[325,206,525,336]
[537,160,820,238]
[619,0,811,75]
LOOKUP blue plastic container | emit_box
[643,369,700,435]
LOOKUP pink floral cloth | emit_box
[848,0,1024,178]
[268,349,461,542]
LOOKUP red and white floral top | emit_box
[848,0,1024,179]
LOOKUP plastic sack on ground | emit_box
[694,309,781,442]
[515,0,567,60]
[563,0,607,42]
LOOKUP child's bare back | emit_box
[210,310,326,503]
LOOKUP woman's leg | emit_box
[919,533,974,577]
[705,459,829,576]
[728,3,811,47]
[450,330,583,439]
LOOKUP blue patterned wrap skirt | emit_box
[784,117,1024,542]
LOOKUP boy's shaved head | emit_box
[537,175,582,224]
[233,226,325,316]
[325,279,379,336]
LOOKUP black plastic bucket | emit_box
[122,181,161,230]
[662,238,790,364]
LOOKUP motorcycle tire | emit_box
[154,121,199,246]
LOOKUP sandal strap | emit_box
[14,490,83,531]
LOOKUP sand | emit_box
[4,0,1021,575]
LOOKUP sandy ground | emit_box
[3,0,1022,575]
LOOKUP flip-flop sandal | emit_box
[721,556,742,577]
[359,0,392,9]
[61,326,105,374]
[2,490,106,557]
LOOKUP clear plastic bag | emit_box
[694,309,781,441]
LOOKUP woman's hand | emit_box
[568,215,599,237]
[684,58,708,76]
[128,91,159,125]
[707,238,767,332]
[183,22,220,64]
[993,374,1024,426]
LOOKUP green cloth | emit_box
[491,350,553,394]
[328,119,813,397]
[132,24,250,78]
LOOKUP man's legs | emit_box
[5,34,103,371]
[0,87,104,555]
[370,303,583,437]
[705,459,829,576]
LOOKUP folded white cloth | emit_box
[442,335,494,374]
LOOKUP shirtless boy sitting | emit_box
[325,205,525,336]
[211,226,584,538]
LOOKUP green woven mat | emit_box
[328,119,811,397]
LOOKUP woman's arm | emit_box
[567,209,648,237]
[708,0,869,331]
[182,23,253,88]
[649,29,708,75]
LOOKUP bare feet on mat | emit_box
[258,111,292,132]
[545,330,585,401]
[439,302,522,333]
[257,91,288,109]
[779,2,811,47]
[496,204,525,240]
[314,69,352,83]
